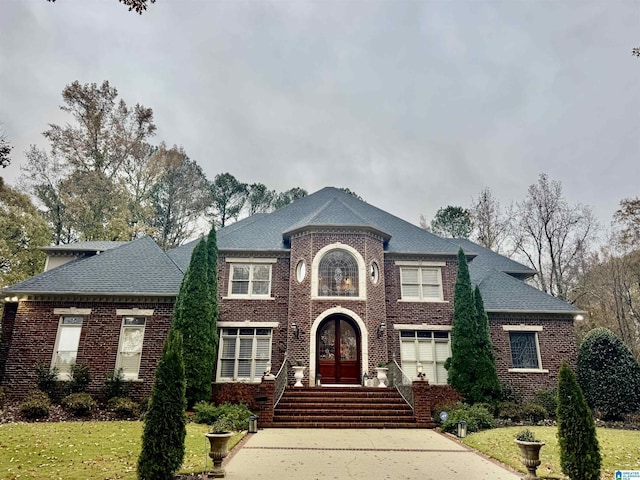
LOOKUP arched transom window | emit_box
[318,250,359,297]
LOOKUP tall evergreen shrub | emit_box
[172,238,215,407]
[469,286,501,403]
[137,329,186,480]
[557,361,601,480]
[577,327,640,420]
[447,249,477,398]
[447,249,501,404]
[206,226,219,356]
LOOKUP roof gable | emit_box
[5,236,183,296]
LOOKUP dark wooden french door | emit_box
[317,317,360,384]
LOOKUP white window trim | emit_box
[311,243,366,300]
[397,265,445,302]
[394,324,451,331]
[216,326,273,383]
[225,262,274,299]
[116,308,154,316]
[51,315,84,380]
[503,325,548,373]
[116,317,147,381]
[53,307,92,315]
[399,329,451,385]
[225,257,278,264]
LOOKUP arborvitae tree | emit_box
[557,361,601,480]
[447,248,477,399]
[469,286,501,403]
[172,238,214,407]
[577,327,640,420]
[137,329,186,480]
[206,225,220,362]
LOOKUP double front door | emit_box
[317,317,360,384]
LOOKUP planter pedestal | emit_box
[375,367,388,387]
[293,365,306,387]
[515,440,545,480]
[206,432,234,478]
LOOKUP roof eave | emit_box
[282,224,392,242]
[485,308,586,315]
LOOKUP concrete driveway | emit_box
[224,429,521,479]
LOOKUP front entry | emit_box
[317,316,361,384]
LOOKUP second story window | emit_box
[229,263,272,298]
[318,250,359,297]
[399,266,444,301]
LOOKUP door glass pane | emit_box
[340,320,357,361]
[318,322,335,360]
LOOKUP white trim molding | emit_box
[311,243,366,301]
[218,321,279,328]
[394,260,446,267]
[309,306,368,387]
[53,307,92,315]
[393,324,452,331]
[502,325,543,332]
[225,257,278,264]
[116,308,155,316]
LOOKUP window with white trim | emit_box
[217,328,272,382]
[508,331,541,369]
[52,316,83,380]
[400,330,450,384]
[400,267,443,301]
[229,264,272,298]
[318,250,359,297]
[116,317,146,380]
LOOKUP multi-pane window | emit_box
[52,316,83,380]
[400,267,443,301]
[400,330,450,384]
[318,250,359,297]
[218,328,272,382]
[229,264,272,298]
[116,317,146,380]
[509,332,541,369]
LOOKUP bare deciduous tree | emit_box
[470,187,510,252]
[511,173,598,301]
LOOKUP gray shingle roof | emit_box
[41,241,127,253]
[4,236,183,296]
[215,187,461,254]
[450,238,536,279]
[477,269,581,313]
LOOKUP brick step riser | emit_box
[270,422,420,428]
[278,400,409,407]
[273,417,416,423]
[275,410,414,417]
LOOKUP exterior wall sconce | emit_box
[264,363,271,375]
[291,322,300,339]
[457,420,467,438]
[377,322,386,339]
[416,362,426,380]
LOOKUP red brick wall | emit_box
[0,299,174,400]
[489,312,578,401]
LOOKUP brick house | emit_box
[0,187,581,403]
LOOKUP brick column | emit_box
[257,376,275,427]
[412,379,434,428]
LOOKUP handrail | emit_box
[273,355,290,408]
[387,359,415,411]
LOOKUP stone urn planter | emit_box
[205,419,235,478]
[293,364,306,387]
[515,429,545,480]
[375,366,388,387]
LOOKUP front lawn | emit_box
[0,421,244,480]
[463,426,640,479]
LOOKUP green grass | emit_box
[0,421,244,480]
[463,426,640,479]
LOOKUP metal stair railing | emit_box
[387,359,415,411]
[273,356,290,408]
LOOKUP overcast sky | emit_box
[1,0,638,233]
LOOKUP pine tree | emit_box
[137,329,186,480]
[469,286,501,403]
[557,361,601,480]
[447,248,477,399]
[172,238,214,407]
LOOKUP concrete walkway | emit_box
[224,429,521,479]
